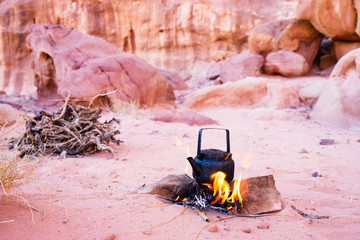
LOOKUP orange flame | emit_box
[205,171,242,205]
[241,152,253,170]
[176,138,192,176]
[175,196,187,202]
[176,138,191,157]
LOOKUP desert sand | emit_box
[1,106,360,240]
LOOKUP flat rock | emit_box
[138,174,194,201]
[153,110,218,126]
[185,77,299,109]
[240,175,282,214]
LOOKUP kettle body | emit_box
[187,128,235,184]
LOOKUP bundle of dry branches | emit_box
[9,101,121,157]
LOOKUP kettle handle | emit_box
[197,128,230,155]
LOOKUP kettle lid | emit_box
[198,148,231,161]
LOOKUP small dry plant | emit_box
[0,119,32,199]
[111,99,142,116]
[0,118,41,223]
[0,154,34,200]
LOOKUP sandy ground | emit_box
[1,107,360,240]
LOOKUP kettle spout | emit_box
[187,157,201,177]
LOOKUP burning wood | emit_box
[174,171,243,214]
[9,100,122,157]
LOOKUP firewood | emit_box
[9,99,121,157]
[194,208,209,222]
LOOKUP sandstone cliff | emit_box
[0,0,297,95]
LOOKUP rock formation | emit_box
[207,51,264,83]
[185,77,299,109]
[264,50,309,77]
[248,19,323,77]
[26,23,175,107]
[296,0,360,64]
[333,41,360,61]
[296,0,360,41]
[248,20,290,57]
[159,70,188,91]
[0,0,298,96]
[0,103,20,126]
[311,48,360,129]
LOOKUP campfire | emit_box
[140,128,282,216]
[174,128,243,213]
[174,171,243,214]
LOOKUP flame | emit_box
[174,195,187,202]
[176,138,192,176]
[176,138,190,157]
[229,174,242,204]
[241,152,253,170]
[206,171,242,205]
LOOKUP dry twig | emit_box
[88,90,117,107]
[194,208,209,222]
[126,207,188,234]
[0,220,15,224]
[291,205,329,219]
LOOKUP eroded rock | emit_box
[0,104,20,126]
[277,20,323,66]
[333,41,360,61]
[159,70,188,90]
[206,52,264,83]
[185,77,299,109]
[26,24,175,107]
[264,50,310,77]
[249,19,323,71]
[248,19,289,57]
[296,0,360,41]
[219,51,264,83]
[311,48,360,129]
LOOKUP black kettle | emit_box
[187,128,235,184]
